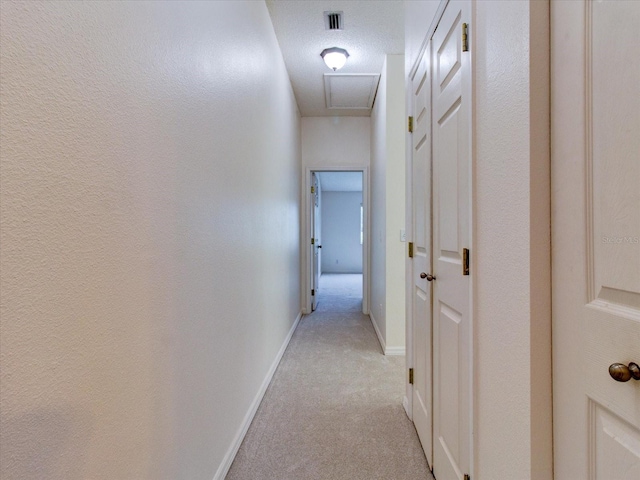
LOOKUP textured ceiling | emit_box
[266,0,404,117]
[317,172,363,192]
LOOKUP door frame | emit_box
[311,172,321,311]
[303,167,369,315]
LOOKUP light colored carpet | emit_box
[226,274,433,480]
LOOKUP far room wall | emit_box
[321,191,363,273]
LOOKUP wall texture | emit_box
[302,117,371,169]
[0,2,301,479]
[321,192,363,273]
[370,55,406,354]
[474,2,552,478]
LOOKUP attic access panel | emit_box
[323,73,381,110]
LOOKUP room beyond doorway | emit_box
[305,169,368,314]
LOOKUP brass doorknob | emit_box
[609,362,640,382]
[420,272,435,281]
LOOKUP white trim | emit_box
[369,311,386,354]
[304,167,370,315]
[384,346,406,356]
[369,312,406,356]
[468,2,476,475]
[323,73,381,110]
[403,396,411,420]
[404,45,415,424]
[213,311,303,480]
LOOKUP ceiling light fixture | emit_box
[320,47,349,71]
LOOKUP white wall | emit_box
[321,192,363,273]
[474,2,551,478]
[0,2,301,479]
[404,1,552,478]
[370,55,406,354]
[302,117,371,169]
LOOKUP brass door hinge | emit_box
[311,289,315,296]
[462,23,469,52]
[408,116,414,133]
[408,242,414,258]
[311,186,315,194]
[311,238,315,245]
[463,248,470,275]
[409,368,414,384]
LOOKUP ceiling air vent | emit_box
[324,11,343,30]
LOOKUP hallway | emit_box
[226,274,432,480]
[5,1,638,478]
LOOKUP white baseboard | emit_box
[213,311,303,480]
[369,312,386,354]
[403,395,411,419]
[368,313,405,356]
[384,346,406,356]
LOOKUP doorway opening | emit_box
[305,169,368,314]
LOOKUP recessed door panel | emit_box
[437,301,461,465]
[437,11,462,92]
[436,99,461,258]
[591,401,640,480]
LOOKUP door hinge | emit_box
[462,23,469,52]
[408,116,414,133]
[311,238,315,245]
[311,289,315,296]
[311,186,315,194]
[409,368,414,384]
[408,242,414,258]
[463,248,470,275]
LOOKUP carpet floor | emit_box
[226,274,433,480]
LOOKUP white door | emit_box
[411,45,433,468]
[311,172,320,311]
[552,2,640,478]
[431,1,472,479]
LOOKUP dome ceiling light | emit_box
[320,47,349,71]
